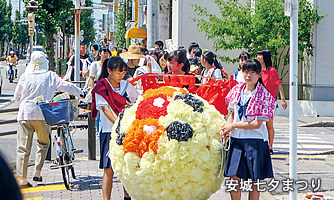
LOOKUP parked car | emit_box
[26,45,45,64]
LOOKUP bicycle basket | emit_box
[38,99,74,125]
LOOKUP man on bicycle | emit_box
[5,51,19,78]
[14,51,83,188]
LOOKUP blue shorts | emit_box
[224,137,274,180]
[99,132,112,169]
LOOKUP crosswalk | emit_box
[273,125,334,155]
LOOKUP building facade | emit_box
[171,0,334,116]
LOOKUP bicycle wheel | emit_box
[58,127,71,189]
[59,155,70,189]
[71,167,76,179]
[63,125,76,179]
[63,149,75,179]
[9,73,13,83]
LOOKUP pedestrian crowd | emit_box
[1,40,287,200]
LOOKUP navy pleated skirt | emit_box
[99,132,112,169]
[224,137,273,181]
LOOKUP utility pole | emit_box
[74,0,82,83]
[73,1,107,82]
[147,0,158,48]
[73,1,107,160]
[287,0,298,199]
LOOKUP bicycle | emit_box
[38,99,83,189]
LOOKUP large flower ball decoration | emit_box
[110,86,226,200]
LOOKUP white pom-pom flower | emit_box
[110,86,226,200]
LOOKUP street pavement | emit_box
[0,60,334,199]
[11,117,333,200]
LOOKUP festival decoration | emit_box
[109,86,226,200]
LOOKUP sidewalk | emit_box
[20,156,334,200]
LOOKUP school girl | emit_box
[222,59,276,200]
[235,52,250,83]
[200,51,223,84]
[91,57,139,200]
[257,49,287,152]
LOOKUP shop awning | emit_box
[125,27,147,39]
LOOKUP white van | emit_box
[26,45,45,64]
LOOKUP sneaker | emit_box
[20,182,33,189]
[33,176,43,182]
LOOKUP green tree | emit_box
[25,0,73,70]
[80,0,95,45]
[12,11,29,56]
[114,0,129,48]
[0,0,13,56]
[193,0,324,77]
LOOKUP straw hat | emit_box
[120,45,145,59]
[25,51,49,74]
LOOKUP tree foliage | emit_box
[24,0,73,70]
[193,0,325,73]
[79,0,95,45]
[114,0,129,48]
[12,11,29,55]
[0,0,13,43]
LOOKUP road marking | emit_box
[273,129,334,154]
[271,155,327,160]
[21,184,66,194]
[23,196,43,200]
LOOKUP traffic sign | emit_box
[21,20,29,25]
[284,0,292,17]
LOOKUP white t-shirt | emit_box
[228,88,269,141]
[96,79,139,133]
[201,68,223,80]
[89,61,102,81]
[236,70,245,83]
[82,58,92,75]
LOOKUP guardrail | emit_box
[0,119,17,125]
[0,108,18,113]
[71,81,86,88]
[0,96,96,160]
[0,107,93,160]
[0,120,89,136]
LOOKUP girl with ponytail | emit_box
[83,43,100,81]
[91,56,139,200]
[200,51,223,84]
[88,47,111,88]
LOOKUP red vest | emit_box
[91,78,127,119]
